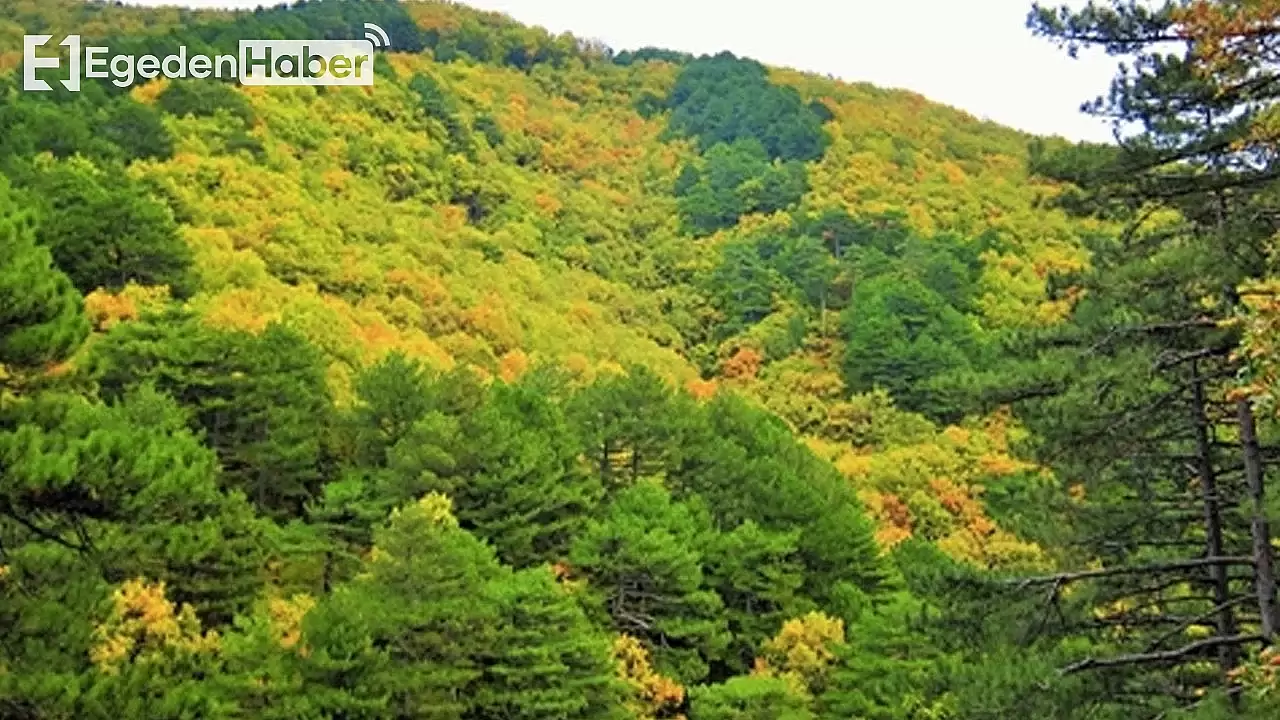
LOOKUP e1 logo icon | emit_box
[24,34,81,92]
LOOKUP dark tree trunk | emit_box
[1191,362,1240,679]
[1238,398,1277,641]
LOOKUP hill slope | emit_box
[0,0,1098,561]
[0,1,1111,717]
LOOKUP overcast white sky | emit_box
[123,0,1120,142]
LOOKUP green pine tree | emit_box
[0,177,88,378]
[570,480,730,685]
[566,365,697,491]
[471,567,627,719]
[446,379,604,568]
[704,521,807,673]
[89,312,333,519]
[356,494,504,720]
[0,386,270,624]
[690,675,814,720]
[24,156,194,296]
[672,393,887,612]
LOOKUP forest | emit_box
[3,0,1280,717]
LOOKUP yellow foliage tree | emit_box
[83,283,172,332]
[265,593,316,653]
[753,611,845,699]
[611,634,686,720]
[90,578,220,675]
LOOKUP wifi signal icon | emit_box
[364,22,391,50]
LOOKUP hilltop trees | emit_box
[156,80,255,125]
[666,52,830,163]
[665,53,830,234]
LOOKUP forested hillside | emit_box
[3,0,1280,718]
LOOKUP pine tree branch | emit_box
[0,510,89,554]
[1014,556,1255,590]
[1143,596,1253,654]
[1154,344,1236,371]
[1062,634,1265,674]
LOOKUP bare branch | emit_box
[1143,596,1254,654]
[1014,556,1255,590]
[1062,634,1265,674]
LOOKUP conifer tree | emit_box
[347,493,504,720]
[334,359,602,569]
[89,312,333,519]
[567,366,697,491]
[445,380,604,568]
[1000,2,1280,712]
[570,480,730,684]
[704,521,807,673]
[0,386,269,624]
[24,157,194,296]
[840,273,979,423]
[689,675,814,720]
[0,178,87,378]
[473,567,627,719]
[672,394,887,610]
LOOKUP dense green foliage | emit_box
[10,0,1280,717]
[666,52,830,163]
[0,83,173,166]
[89,312,334,519]
[664,52,829,235]
[676,139,810,236]
[20,157,195,296]
[0,179,87,375]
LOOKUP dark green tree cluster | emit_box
[407,72,506,160]
[0,68,196,300]
[675,139,810,235]
[155,80,255,125]
[0,177,87,379]
[18,158,195,297]
[269,493,626,720]
[697,207,992,422]
[0,80,172,167]
[663,52,832,234]
[614,47,696,67]
[702,236,816,351]
[666,52,831,163]
[840,272,985,423]
[314,360,888,689]
[88,311,334,520]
